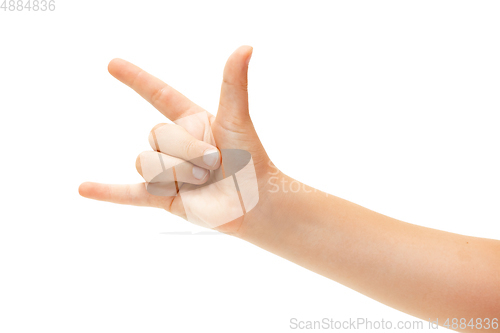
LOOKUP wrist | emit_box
[235,171,328,246]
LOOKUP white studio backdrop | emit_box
[1,1,499,332]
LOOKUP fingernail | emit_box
[203,149,219,167]
[192,166,208,180]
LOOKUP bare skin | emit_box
[79,46,500,332]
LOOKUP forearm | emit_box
[238,172,500,329]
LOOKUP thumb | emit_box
[216,45,253,127]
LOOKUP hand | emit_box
[79,46,500,327]
[79,46,281,235]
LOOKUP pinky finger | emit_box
[78,182,172,210]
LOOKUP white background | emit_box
[1,1,499,332]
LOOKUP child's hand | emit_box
[79,46,500,326]
[79,46,279,235]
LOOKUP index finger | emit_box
[108,58,213,122]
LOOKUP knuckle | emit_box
[222,78,248,91]
[130,70,144,89]
[150,85,169,105]
[150,123,168,135]
[149,123,169,151]
[184,139,197,158]
[135,154,143,175]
